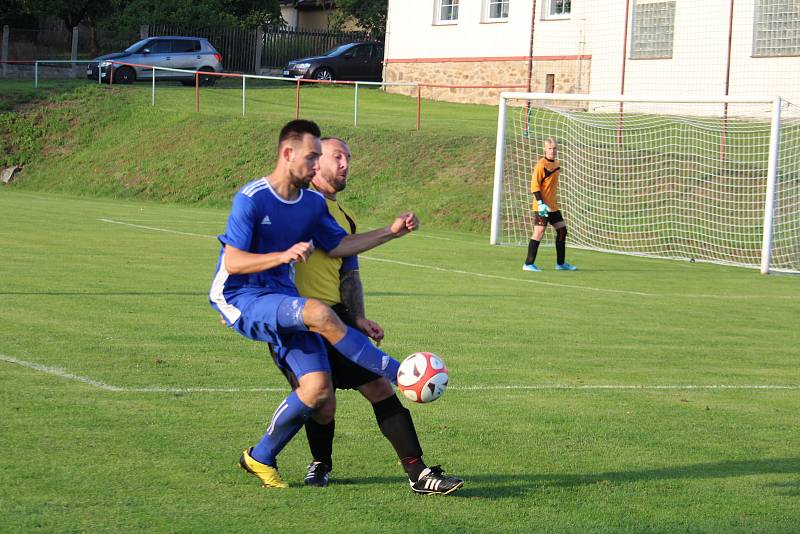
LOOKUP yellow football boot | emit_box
[239,448,288,489]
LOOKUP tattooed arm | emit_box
[340,268,384,344]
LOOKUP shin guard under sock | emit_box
[251,390,313,466]
[372,394,426,480]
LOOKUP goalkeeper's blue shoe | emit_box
[555,262,578,271]
[522,263,542,272]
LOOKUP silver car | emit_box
[87,36,224,86]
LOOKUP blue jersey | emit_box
[209,178,347,325]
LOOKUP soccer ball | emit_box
[397,352,449,403]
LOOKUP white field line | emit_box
[98,218,799,300]
[99,218,462,241]
[99,218,219,239]
[0,355,284,393]
[3,355,799,393]
[360,256,653,296]
[98,218,651,296]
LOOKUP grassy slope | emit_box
[0,79,498,233]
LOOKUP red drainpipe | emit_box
[618,0,632,143]
[527,0,537,93]
[721,0,735,161]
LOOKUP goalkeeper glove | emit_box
[537,200,550,217]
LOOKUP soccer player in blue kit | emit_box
[209,120,419,488]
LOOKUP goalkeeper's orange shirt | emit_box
[530,157,560,212]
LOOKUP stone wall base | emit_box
[383,59,591,105]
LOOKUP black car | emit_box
[283,41,384,82]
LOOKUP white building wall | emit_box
[385,0,800,106]
[529,2,586,58]
[728,0,799,102]
[386,0,587,59]
[386,0,532,60]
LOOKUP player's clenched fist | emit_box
[282,241,315,264]
[390,212,419,237]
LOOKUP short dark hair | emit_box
[278,120,321,149]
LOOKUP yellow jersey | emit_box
[294,191,357,306]
[530,157,560,212]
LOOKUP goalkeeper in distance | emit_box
[522,137,577,272]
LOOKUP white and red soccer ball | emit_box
[397,352,449,403]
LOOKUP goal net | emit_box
[491,93,800,274]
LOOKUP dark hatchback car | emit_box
[283,41,384,82]
[86,36,223,85]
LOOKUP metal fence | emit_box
[149,24,369,72]
[261,26,368,69]
[2,24,373,74]
[149,24,259,73]
[6,28,72,60]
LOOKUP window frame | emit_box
[146,39,172,55]
[752,0,800,58]
[542,0,571,21]
[172,40,201,54]
[434,0,460,25]
[483,0,510,23]
[351,44,372,60]
[630,0,676,60]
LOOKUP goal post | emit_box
[491,92,800,274]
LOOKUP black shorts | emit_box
[269,303,381,391]
[534,210,564,227]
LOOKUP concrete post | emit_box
[254,28,264,73]
[140,25,149,40]
[71,26,79,77]
[2,25,9,77]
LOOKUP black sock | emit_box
[372,395,426,480]
[304,418,334,468]
[525,239,541,265]
[556,227,567,265]
[400,456,427,482]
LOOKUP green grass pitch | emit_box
[0,190,798,532]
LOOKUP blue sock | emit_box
[333,327,400,384]
[251,390,313,466]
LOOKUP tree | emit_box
[108,0,282,31]
[21,0,111,33]
[1,0,38,28]
[333,0,387,37]
[20,0,112,54]
[227,0,284,27]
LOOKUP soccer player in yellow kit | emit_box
[522,137,577,272]
[288,137,464,494]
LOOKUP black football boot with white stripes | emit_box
[304,461,331,487]
[409,465,464,495]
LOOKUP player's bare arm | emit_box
[329,212,419,258]
[223,242,315,274]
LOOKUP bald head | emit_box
[313,137,352,198]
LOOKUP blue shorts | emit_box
[230,292,331,379]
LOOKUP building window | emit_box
[484,0,509,22]
[435,0,459,25]
[753,0,800,57]
[545,74,555,93]
[631,1,676,59]
[543,0,571,20]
